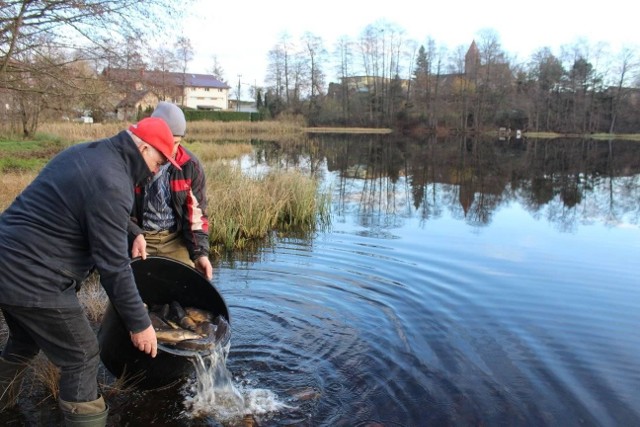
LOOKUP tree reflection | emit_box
[250,134,640,230]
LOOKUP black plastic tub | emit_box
[98,256,230,389]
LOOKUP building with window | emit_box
[103,68,231,120]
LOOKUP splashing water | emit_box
[182,343,292,422]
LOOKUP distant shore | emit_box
[304,127,393,134]
[523,132,640,141]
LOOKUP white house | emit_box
[103,68,231,120]
[179,73,230,111]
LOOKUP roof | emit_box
[183,73,230,89]
[103,68,231,90]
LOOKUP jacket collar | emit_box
[174,144,192,167]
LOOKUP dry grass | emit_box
[36,115,308,144]
[186,118,305,142]
[205,162,329,253]
[25,346,142,404]
[99,367,148,397]
[0,172,37,211]
[78,272,109,324]
[38,122,124,143]
[29,355,61,403]
[185,141,254,162]
[36,117,397,143]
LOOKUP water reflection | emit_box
[216,135,640,425]
[251,135,640,231]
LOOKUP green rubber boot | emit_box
[0,356,28,410]
[59,395,109,427]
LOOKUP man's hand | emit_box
[194,256,213,280]
[131,234,147,260]
[130,325,157,358]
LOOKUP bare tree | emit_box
[266,32,297,114]
[265,44,286,116]
[473,28,510,131]
[210,55,225,82]
[0,0,189,134]
[149,47,179,101]
[334,35,354,123]
[301,32,326,122]
[6,36,110,135]
[175,36,194,107]
[358,24,384,124]
[607,46,639,133]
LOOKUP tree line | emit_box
[2,4,639,136]
[263,25,640,133]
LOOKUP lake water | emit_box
[210,136,640,426]
[3,135,639,426]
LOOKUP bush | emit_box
[184,110,264,122]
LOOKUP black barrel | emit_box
[98,256,230,389]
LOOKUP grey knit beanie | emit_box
[151,101,186,136]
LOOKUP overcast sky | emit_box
[179,0,636,89]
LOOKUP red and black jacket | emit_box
[129,145,210,260]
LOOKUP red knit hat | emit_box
[129,117,181,170]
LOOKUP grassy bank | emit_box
[34,116,307,144]
[0,121,332,400]
[524,131,640,141]
[0,122,331,253]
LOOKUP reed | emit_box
[185,141,254,162]
[185,118,305,142]
[205,162,330,253]
[78,272,109,324]
[26,350,139,405]
[36,116,306,144]
[29,355,60,402]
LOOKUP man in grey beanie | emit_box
[128,102,213,280]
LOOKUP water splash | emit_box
[182,343,292,422]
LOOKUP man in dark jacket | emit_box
[0,117,178,426]
[129,102,213,280]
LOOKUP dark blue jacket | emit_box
[0,131,152,333]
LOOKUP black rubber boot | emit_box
[0,356,28,410]
[59,395,108,427]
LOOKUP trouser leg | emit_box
[1,307,40,409]
[1,305,100,403]
[144,230,194,267]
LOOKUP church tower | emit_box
[465,40,480,76]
